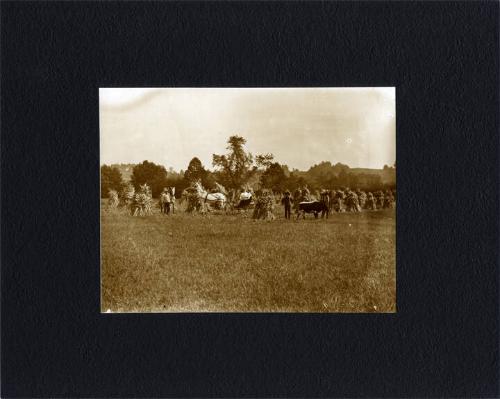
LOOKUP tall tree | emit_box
[131,160,168,197]
[202,171,217,190]
[286,172,307,192]
[260,162,287,193]
[255,153,274,169]
[100,165,124,198]
[212,135,260,190]
[184,157,206,183]
[183,157,217,189]
[305,161,336,189]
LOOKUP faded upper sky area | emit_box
[100,88,395,171]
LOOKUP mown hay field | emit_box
[101,204,396,313]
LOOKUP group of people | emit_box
[157,184,395,219]
[278,186,396,219]
[159,187,175,215]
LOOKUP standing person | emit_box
[320,189,331,218]
[160,188,169,214]
[164,188,171,215]
[302,186,311,202]
[281,190,293,220]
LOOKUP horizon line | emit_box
[100,160,396,172]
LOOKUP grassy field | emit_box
[101,203,396,313]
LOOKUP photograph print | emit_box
[100,87,396,313]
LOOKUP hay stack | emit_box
[186,192,203,213]
[383,191,395,209]
[181,187,202,213]
[334,190,346,212]
[365,192,377,210]
[357,190,367,208]
[252,191,275,220]
[132,184,153,216]
[121,183,135,207]
[345,190,361,212]
[107,189,119,209]
[375,191,385,209]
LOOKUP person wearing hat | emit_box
[162,187,171,215]
[281,190,293,220]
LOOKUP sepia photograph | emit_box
[4,1,499,396]
[100,87,396,313]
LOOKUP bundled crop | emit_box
[375,191,385,209]
[334,190,346,212]
[383,190,395,209]
[365,192,377,210]
[345,190,361,212]
[252,191,275,220]
[107,189,119,209]
[121,183,135,207]
[131,184,153,216]
[357,190,367,209]
[184,189,204,213]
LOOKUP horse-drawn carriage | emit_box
[182,182,227,213]
[233,191,255,211]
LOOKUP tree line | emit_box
[101,135,395,198]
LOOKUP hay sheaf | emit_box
[252,192,275,220]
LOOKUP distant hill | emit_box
[287,162,395,189]
[350,168,380,174]
[351,167,396,184]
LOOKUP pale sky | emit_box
[100,87,395,171]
